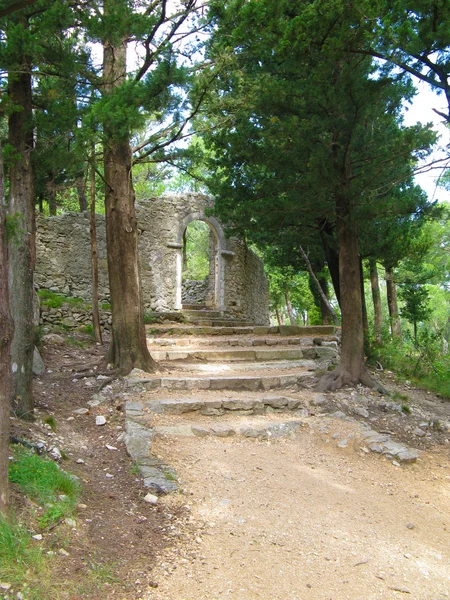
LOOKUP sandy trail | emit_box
[144,424,450,600]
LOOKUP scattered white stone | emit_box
[88,400,100,407]
[97,374,109,380]
[49,447,62,461]
[0,583,11,591]
[392,460,400,467]
[73,408,89,415]
[58,548,70,556]
[76,458,85,464]
[105,444,117,451]
[66,416,75,421]
[32,534,43,541]
[413,428,426,437]
[354,407,369,418]
[65,518,77,528]
[78,503,88,509]
[96,416,107,426]
[42,333,65,345]
[105,473,114,478]
[143,493,159,505]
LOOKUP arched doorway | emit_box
[175,212,226,310]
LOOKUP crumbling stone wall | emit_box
[35,193,270,324]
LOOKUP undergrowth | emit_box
[0,448,81,598]
[368,331,450,399]
[9,447,80,529]
[38,288,86,310]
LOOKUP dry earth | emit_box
[7,332,450,600]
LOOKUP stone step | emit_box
[150,347,305,362]
[129,394,308,417]
[181,304,208,310]
[149,346,338,362]
[161,359,320,372]
[147,336,338,349]
[182,317,254,327]
[126,371,316,392]
[181,309,225,318]
[153,418,305,440]
[146,324,338,337]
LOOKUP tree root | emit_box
[316,365,389,395]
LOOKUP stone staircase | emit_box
[124,322,340,493]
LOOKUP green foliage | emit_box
[81,323,94,336]
[183,220,211,281]
[9,447,80,529]
[43,415,57,432]
[398,283,432,340]
[38,289,85,309]
[0,516,44,593]
[369,331,450,399]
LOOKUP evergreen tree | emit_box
[203,0,435,391]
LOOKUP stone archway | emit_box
[174,212,227,310]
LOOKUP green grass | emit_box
[43,415,57,431]
[0,517,44,594]
[38,289,85,310]
[9,447,80,529]
[369,337,450,400]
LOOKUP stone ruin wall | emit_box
[35,193,270,325]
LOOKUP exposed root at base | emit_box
[316,365,388,395]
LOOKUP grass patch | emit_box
[80,323,94,336]
[9,447,80,530]
[101,302,111,311]
[0,516,45,595]
[369,336,450,400]
[65,334,91,348]
[43,415,57,431]
[392,391,409,401]
[38,289,85,310]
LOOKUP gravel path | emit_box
[145,425,450,600]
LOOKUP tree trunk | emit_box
[8,52,36,419]
[0,142,13,516]
[102,15,157,375]
[317,195,384,393]
[319,226,341,306]
[76,175,88,212]
[275,306,284,326]
[318,276,332,324]
[299,245,339,325]
[385,266,402,340]
[360,257,368,335]
[46,181,57,215]
[90,160,102,345]
[284,289,296,326]
[369,258,382,343]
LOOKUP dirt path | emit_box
[145,428,450,600]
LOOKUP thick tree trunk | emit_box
[284,289,296,326]
[8,57,36,419]
[0,144,13,516]
[369,258,382,343]
[90,161,102,345]
[317,195,384,393]
[385,266,402,340]
[102,21,157,375]
[76,175,88,212]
